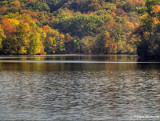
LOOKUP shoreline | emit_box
[0,54,138,56]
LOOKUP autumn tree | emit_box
[43,25,65,54]
[0,25,6,49]
[135,0,160,58]
[0,13,45,55]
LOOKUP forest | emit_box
[0,0,159,58]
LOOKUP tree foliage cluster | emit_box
[135,0,160,58]
[0,0,150,55]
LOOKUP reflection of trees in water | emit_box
[0,62,105,72]
[0,55,160,120]
[137,63,160,71]
[105,63,137,72]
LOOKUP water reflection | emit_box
[0,55,160,120]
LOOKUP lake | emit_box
[0,55,160,120]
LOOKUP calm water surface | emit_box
[0,55,160,120]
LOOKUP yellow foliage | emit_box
[118,40,126,48]
[19,46,27,54]
[0,25,6,39]
[8,19,19,26]
[0,25,6,48]
[125,21,135,30]
[60,34,65,39]
[105,31,110,38]
[140,14,148,21]
[152,17,160,25]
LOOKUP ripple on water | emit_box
[0,69,160,120]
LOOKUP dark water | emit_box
[0,55,160,120]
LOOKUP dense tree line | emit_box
[135,0,160,58]
[0,0,158,55]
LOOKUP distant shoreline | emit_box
[0,54,138,56]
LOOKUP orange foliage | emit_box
[137,0,145,6]
[105,41,117,53]
[65,33,72,42]
[1,18,18,37]
[43,25,52,31]
[12,0,21,7]
[151,5,160,14]
[0,7,7,14]
[134,23,139,29]
[125,21,135,30]
[20,10,38,19]
[152,17,160,26]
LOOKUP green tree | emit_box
[135,0,160,58]
[0,25,6,49]
[57,15,104,38]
